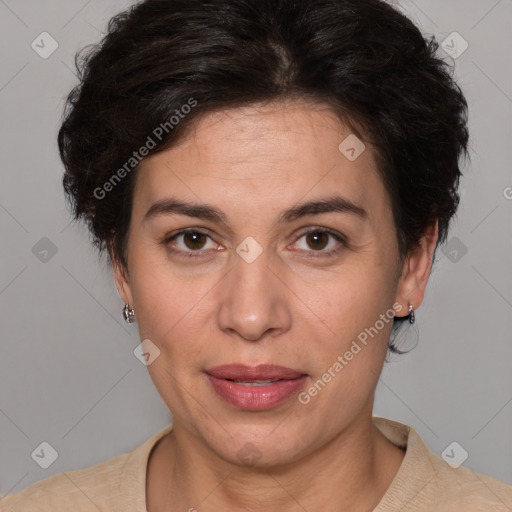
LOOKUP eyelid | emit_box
[163,226,346,258]
[163,227,221,257]
[164,227,212,243]
[291,226,347,256]
[295,225,346,240]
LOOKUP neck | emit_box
[146,412,405,512]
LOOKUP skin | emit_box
[113,99,438,512]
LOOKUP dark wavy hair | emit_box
[57,0,469,353]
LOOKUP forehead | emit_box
[133,100,388,227]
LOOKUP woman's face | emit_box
[115,100,433,466]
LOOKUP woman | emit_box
[2,0,511,510]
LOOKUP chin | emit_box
[203,422,311,469]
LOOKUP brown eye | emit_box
[182,231,208,250]
[293,228,346,257]
[165,229,218,256]
[305,231,329,251]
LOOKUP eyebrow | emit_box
[278,196,367,223]
[144,196,367,225]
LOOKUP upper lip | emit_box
[205,364,306,381]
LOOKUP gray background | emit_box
[1,0,511,497]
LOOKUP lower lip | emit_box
[207,375,308,410]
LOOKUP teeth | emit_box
[233,379,279,385]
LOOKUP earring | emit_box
[408,304,415,324]
[123,304,135,323]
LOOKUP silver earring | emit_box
[123,304,135,323]
[408,304,415,324]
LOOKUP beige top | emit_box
[1,417,511,511]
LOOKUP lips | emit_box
[206,364,305,381]
[205,364,307,410]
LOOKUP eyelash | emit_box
[163,227,346,259]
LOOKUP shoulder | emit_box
[425,449,512,511]
[0,453,126,511]
[0,425,173,512]
[373,416,512,511]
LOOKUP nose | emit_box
[217,249,292,342]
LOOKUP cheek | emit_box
[129,254,218,370]
[130,267,211,412]
[129,242,195,325]
[297,264,396,404]
[134,279,205,348]
[306,263,396,344]
[298,276,393,421]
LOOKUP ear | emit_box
[394,220,439,318]
[109,246,134,306]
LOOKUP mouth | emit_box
[227,379,281,386]
[205,364,308,410]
